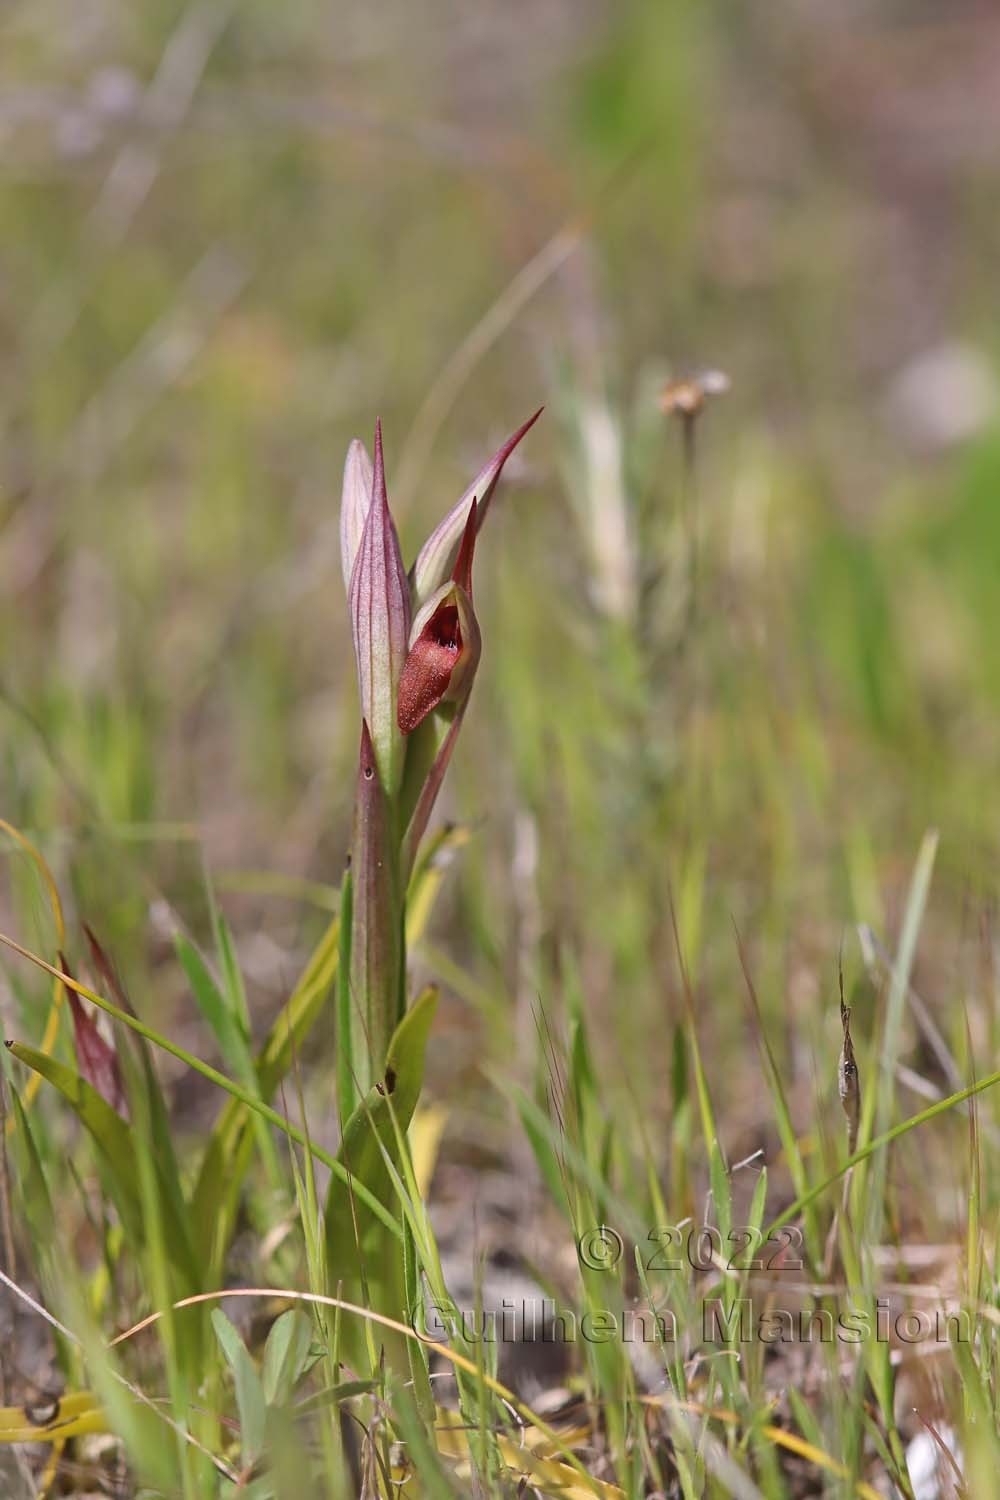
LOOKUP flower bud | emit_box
[348,420,411,794]
[340,437,374,593]
[409,408,541,610]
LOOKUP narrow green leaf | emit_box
[735,931,823,1269]
[708,1138,732,1245]
[128,1036,202,1292]
[392,1386,463,1499]
[0,939,403,1253]
[513,1086,569,1216]
[324,988,437,1377]
[747,1165,767,1237]
[261,1310,313,1408]
[191,913,340,1273]
[325,988,438,1270]
[786,1387,824,1456]
[9,1043,143,1239]
[294,1379,380,1416]
[765,1063,1000,1239]
[212,1309,267,1468]
[9,1042,200,1293]
[216,914,252,1035]
[862,828,938,1247]
[176,935,254,1085]
[8,1086,56,1246]
[336,868,356,1125]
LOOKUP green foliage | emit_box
[323,987,437,1387]
[9,1042,199,1293]
[211,1310,268,1470]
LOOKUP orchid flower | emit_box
[397,498,480,736]
[338,409,540,1094]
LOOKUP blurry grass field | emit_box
[3,1,1000,1495]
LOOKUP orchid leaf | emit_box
[190,909,340,1277]
[8,1042,200,1293]
[326,986,438,1262]
[324,987,437,1374]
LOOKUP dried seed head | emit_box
[838,993,860,1155]
[659,369,731,419]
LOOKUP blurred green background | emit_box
[3,0,1000,1145]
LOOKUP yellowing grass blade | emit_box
[431,1407,624,1499]
[0,1390,105,1444]
[405,823,471,945]
[761,1424,883,1500]
[640,1394,882,1500]
[409,1102,449,1198]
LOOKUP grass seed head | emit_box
[838,994,860,1156]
